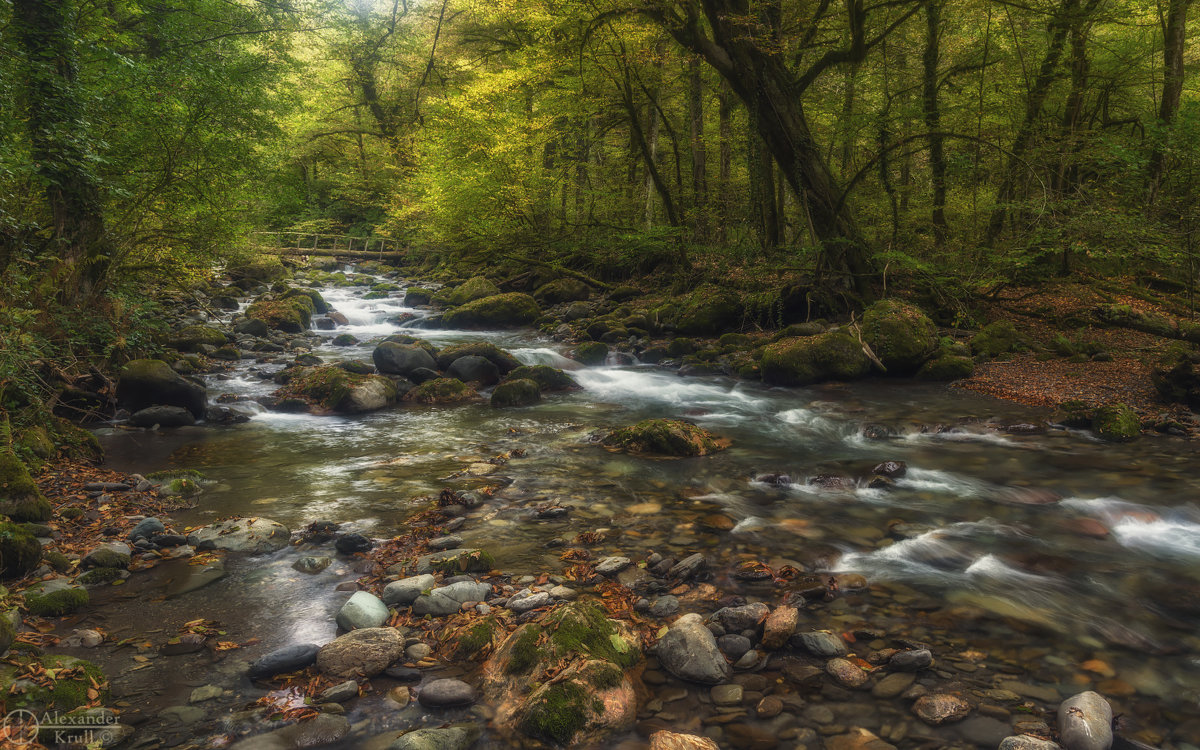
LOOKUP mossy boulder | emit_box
[374,342,438,376]
[404,287,433,306]
[1092,404,1140,442]
[446,276,502,306]
[1151,345,1200,410]
[0,654,108,712]
[0,610,13,654]
[78,567,125,586]
[491,379,541,408]
[16,426,55,462]
[534,278,592,305]
[482,603,640,747]
[169,325,228,353]
[602,419,728,457]
[435,342,522,374]
[574,342,608,366]
[674,286,742,335]
[760,332,870,386]
[442,293,540,329]
[971,320,1019,358]
[861,299,938,375]
[0,521,41,579]
[504,365,579,391]
[274,366,397,414]
[25,579,89,616]
[403,378,479,405]
[0,439,52,523]
[246,296,314,333]
[916,355,975,381]
[228,255,287,283]
[282,287,328,314]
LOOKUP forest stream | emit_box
[66,268,1200,749]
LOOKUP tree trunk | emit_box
[923,0,948,241]
[688,55,710,240]
[1147,0,1193,204]
[13,0,112,300]
[748,114,780,251]
[717,78,733,243]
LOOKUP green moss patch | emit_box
[505,624,545,675]
[1093,403,1140,442]
[518,680,602,746]
[25,584,89,617]
[491,379,541,408]
[246,297,313,333]
[403,378,478,405]
[442,293,540,329]
[435,342,521,373]
[0,522,41,580]
[971,320,1019,358]
[861,299,938,375]
[504,366,579,391]
[760,331,869,386]
[1,655,108,712]
[446,276,501,306]
[602,419,727,457]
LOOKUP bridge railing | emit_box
[250,231,401,256]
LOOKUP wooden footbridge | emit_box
[250,231,404,261]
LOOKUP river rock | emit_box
[248,643,321,679]
[389,725,481,750]
[428,535,462,551]
[871,671,915,698]
[656,613,730,685]
[335,533,373,555]
[826,657,869,689]
[717,634,752,659]
[318,679,360,704]
[912,693,971,725]
[293,556,332,574]
[117,359,207,419]
[374,342,437,377]
[507,590,552,613]
[761,606,798,649]
[128,517,167,541]
[413,581,491,616]
[999,737,1064,750]
[81,543,131,570]
[187,518,290,554]
[1057,691,1113,750]
[418,678,476,708]
[595,556,631,576]
[336,591,390,630]
[712,602,769,633]
[648,595,679,617]
[317,627,406,679]
[130,405,196,428]
[797,630,848,657]
[889,648,933,671]
[667,553,708,579]
[446,355,500,386]
[824,728,897,750]
[711,683,743,706]
[649,731,719,750]
[383,574,436,606]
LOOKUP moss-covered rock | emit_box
[0,610,13,654]
[0,522,41,579]
[504,365,579,391]
[442,293,540,329]
[404,287,433,306]
[403,378,478,405]
[915,355,975,381]
[77,567,125,586]
[169,325,227,353]
[16,426,55,463]
[246,296,314,333]
[1151,344,1200,410]
[760,332,870,386]
[971,320,1019,358]
[25,580,89,616]
[282,287,329,314]
[0,446,51,525]
[1094,304,1175,338]
[491,379,541,408]
[274,366,397,414]
[573,342,608,366]
[483,603,639,747]
[861,299,938,375]
[0,654,108,712]
[1093,404,1140,442]
[446,276,501,306]
[228,254,286,283]
[451,616,500,660]
[435,342,522,374]
[602,419,728,457]
[534,278,592,305]
[674,286,742,335]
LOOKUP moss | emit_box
[43,550,71,573]
[454,617,498,659]
[915,355,975,381]
[403,378,478,405]
[404,287,433,305]
[971,320,1019,358]
[543,603,639,669]
[519,680,600,746]
[861,299,938,375]
[0,610,13,654]
[0,431,52,523]
[275,365,374,411]
[332,333,358,346]
[491,379,541,408]
[1151,344,1200,409]
[49,418,102,462]
[667,338,696,356]
[446,276,501,306]
[505,624,545,675]
[282,287,328,313]
[170,325,227,352]
[26,585,89,617]
[78,567,124,586]
[0,522,41,580]
[582,661,624,689]
[760,332,869,386]
[573,342,608,365]
[534,278,591,305]
[435,342,521,373]
[772,322,825,340]
[718,333,753,347]
[443,293,541,329]
[431,549,495,574]
[674,285,742,335]
[1093,404,1140,442]
[504,366,579,391]
[16,427,55,462]
[1,655,108,712]
[602,419,727,458]
[228,255,286,283]
[246,297,313,333]
[161,477,201,497]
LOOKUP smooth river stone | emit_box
[418,678,476,708]
[655,613,731,685]
[825,658,869,689]
[1057,691,1113,750]
[336,591,389,630]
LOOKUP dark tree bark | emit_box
[13,0,112,299]
[717,78,733,243]
[688,55,710,240]
[1147,0,1193,204]
[923,0,947,241]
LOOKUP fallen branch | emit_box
[500,254,612,291]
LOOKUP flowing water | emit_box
[84,269,1200,748]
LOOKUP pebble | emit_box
[388,686,410,707]
[382,574,436,606]
[418,678,476,708]
[999,737,1064,750]
[733,650,759,669]
[803,705,834,724]
[293,556,333,574]
[825,658,869,689]
[655,613,731,685]
[549,585,577,600]
[406,643,432,660]
[755,696,783,719]
[761,606,798,649]
[508,590,552,613]
[596,556,632,576]
[889,648,933,671]
[717,634,752,659]
[428,535,463,551]
[711,684,743,706]
[317,680,359,704]
[334,533,373,555]
[798,631,848,657]
[667,553,707,580]
[871,672,915,699]
[911,693,971,725]
[1058,691,1112,750]
[649,595,680,618]
[335,591,389,630]
[189,685,223,703]
[248,643,321,679]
